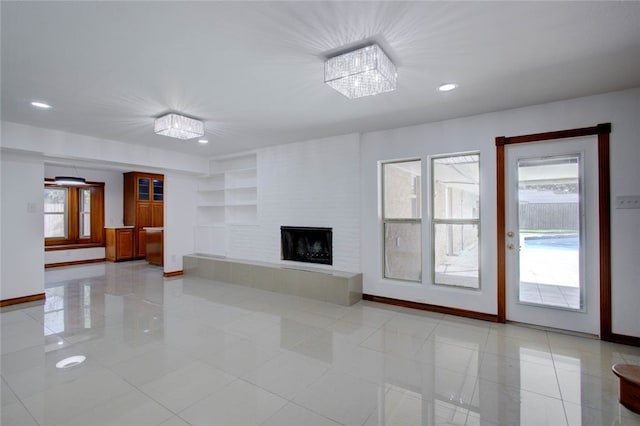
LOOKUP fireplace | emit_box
[281,226,332,265]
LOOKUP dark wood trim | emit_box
[495,123,612,339]
[163,270,184,278]
[496,141,506,323]
[44,182,105,247]
[598,130,613,341]
[45,258,105,269]
[45,243,105,251]
[363,294,499,323]
[608,333,640,348]
[0,293,46,307]
[500,125,601,146]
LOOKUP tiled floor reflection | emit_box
[2,261,640,425]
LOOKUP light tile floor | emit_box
[2,261,640,426]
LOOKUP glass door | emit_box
[516,155,582,310]
[505,137,599,335]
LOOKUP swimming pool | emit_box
[524,235,579,250]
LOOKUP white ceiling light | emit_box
[54,176,86,185]
[31,101,52,109]
[154,113,204,140]
[325,44,397,99]
[198,139,209,144]
[438,83,459,92]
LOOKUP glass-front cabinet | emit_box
[124,172,164,258]
[152,179,163,201]
[138,178,150,201]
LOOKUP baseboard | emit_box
[163,270,184,278]
[0,293,46,307]
[45,258,106,268]
[608,332,640,347]
[363,294,499,323]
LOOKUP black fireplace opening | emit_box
[281,226,332,265]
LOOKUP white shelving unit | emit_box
[195,153,257,255]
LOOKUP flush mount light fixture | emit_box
[54,176,86,185]
[154,113,204,140]
[55,355,86,369]
[438,83,459,92]
[325,44,397,99]
[31,101,52,109]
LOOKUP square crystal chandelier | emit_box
[324,44,397,99]
[154,113,204,140]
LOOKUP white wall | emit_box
[360,88,640,337]
[2,89,638,338]
[223,134,362,273]
[1,152,45,300]
[164,172,198,273]
[2,122,208,175]
[1,123,208,301]
[43,165,124,264]
[44,165,124,227]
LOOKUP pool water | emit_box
[524,235,579,250]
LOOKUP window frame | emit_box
[44,187,69,239]
[44,180,105,249]
[79,187,92,238]
[430,152,481,289]
[381,159,423,283]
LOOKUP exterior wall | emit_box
[360,88,640,337]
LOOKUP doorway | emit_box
[496,124,612,338]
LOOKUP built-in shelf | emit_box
[195,152,258,255]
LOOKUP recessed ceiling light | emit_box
[31,101,52,109]
[438,83,458,92]
[55,355,86,369]
[198,139,209,144]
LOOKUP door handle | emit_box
[507,243,521,252]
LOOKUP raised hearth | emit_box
[183,254,361,306]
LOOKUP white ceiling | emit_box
[3,1,640,157]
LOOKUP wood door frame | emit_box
[495,123,619,341]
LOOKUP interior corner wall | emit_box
[1,152,45,300]
[226,133,361,273]
[360,88,640,338]
[164,172,198,273]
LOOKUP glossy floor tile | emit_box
[1,261,640,425]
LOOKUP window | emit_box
[44,181,105,248]
[44,187,68,238]
[432,154,480,288]
[382,160,422,282]
[79,188,91,238]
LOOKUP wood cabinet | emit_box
[124,172,164,258]
[105,228,134,262]
[145,228,163,266]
